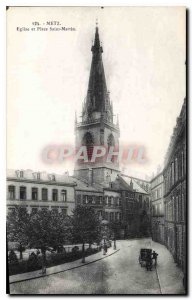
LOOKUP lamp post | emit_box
[113,238,116,250]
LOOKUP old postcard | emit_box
[6,6,187,295]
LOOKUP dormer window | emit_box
[49,174,55,181]
[32,172,41,180]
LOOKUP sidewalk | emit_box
[151,240,185,294]
[9,247,119,284]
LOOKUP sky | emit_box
[7,6,186,180]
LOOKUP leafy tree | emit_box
[70,206,100,263]
[7,207,29,260]
[25,210,70,272]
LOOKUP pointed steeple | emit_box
[83,23,112,121]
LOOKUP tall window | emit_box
[42,188,48,201]
[171,162,175,186]
[108,197,111,206]
[107,134,115,162]
[182,192,185,221]
[181,151,184,177]
[88,196,93,204]
[175,196,179,222]
[20,186,26,200]
[61,190,67,202]
[115,212,119,221]
[175,157,178,182]
[110,212,114,221]
[8,185,15,200]
[159,188,161,198]
[52,189,58,202]
[32,187,38,200]
[77,194,81,204]
[82,132,94,161]
[83,195,88,204]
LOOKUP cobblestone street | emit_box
[9,238,185,295]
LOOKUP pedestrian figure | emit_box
[103,243,107,255]
[152,251,158,267]
[42,265,46,275]
[146,255,152,271]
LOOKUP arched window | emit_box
[82,132,94,161]
[107,134,115,162]
[107,134,115,149]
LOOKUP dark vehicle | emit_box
[139,248,152,268]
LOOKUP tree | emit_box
[26,210,69,273]
[70,206,100,263]
[7,207,29,260]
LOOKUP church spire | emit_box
[92,21,101,51]
[82,23,113,121]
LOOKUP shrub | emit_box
[8,246,99,276]
[27,253,41,271]
[85,248,98,255]
[72,246,79,253]
[9,250,18,265]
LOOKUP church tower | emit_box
[74,24,120,185]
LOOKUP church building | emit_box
[73,24,151,238]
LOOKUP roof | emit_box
[71,176,103,193]
[7,169,77,186]
[120,175,149,195]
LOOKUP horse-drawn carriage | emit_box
[139,248,152,269]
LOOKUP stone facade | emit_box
[7,169,76,215]
[151,172,165,245]
[163,99,186,273]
